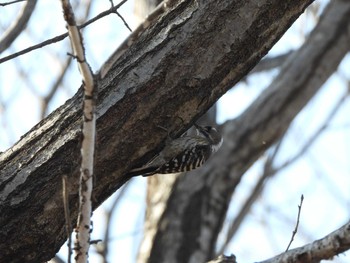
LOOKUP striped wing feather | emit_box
[158,144,211,174]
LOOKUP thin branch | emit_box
[0,0,25,6]
[60,1,96,262]
[114,10,132,32]
[109,0,132,32]
[286,194,304,251]
[0,0,38,53]
[0,0,129,64]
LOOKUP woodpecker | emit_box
[127,124,223,177]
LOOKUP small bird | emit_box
[127,124,223,177]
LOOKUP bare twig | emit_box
[60,1,96,262]
[0,0,38,53]
[109,0,132,32]
[0,0,129,64]
[286,194,304,251]
[62,176,72,263]
[0,0,25,6]
[114,10,132,32]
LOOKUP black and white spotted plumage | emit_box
[127,124,223,177]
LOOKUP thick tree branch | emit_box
[0,0,313,262]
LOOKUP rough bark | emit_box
[0,0,314,262]
[142,1,350,263]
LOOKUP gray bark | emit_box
[0,0,314,262]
